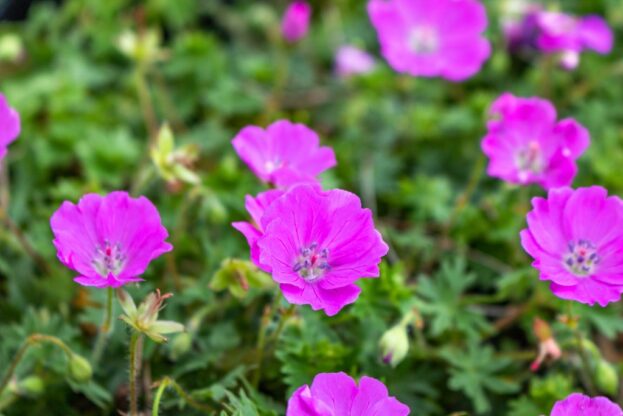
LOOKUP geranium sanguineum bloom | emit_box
[258,185,388,316]
[232,189,285,271]
[232,120,336,188]
[550,393,622,416]
[287,372,410,415]
[482,93,589,189]
[537,11,613,70]
[51,191,172,288]
[367,0,491,81]
[0,93,20,160]
[282,1,311,43]
[335,45,376,78]
[521,186,623,306]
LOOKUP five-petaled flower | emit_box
[0,92,20,160]
[482,93,589,189]
[367,0,491,81]
[521,186,623,307]
[550,393,622,416]
[287,372,410,415]
[50,191,172,288]
[257,185,388,316]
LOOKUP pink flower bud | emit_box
[281,1,311,43]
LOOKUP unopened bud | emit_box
[379,324,409,367]
[17,376,44,397]
[68,353,92,383]
[595,360,618,396]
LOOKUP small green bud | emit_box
[595,360,619,396]
[169,332,193,361]
[68,353,93,383]
[0,33,23,62]
[379,324,410,367]
[17,376,45,397]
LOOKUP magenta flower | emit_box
[287,372,410,416]
[550,393,622,416]
[481,93,589,189]
[50,191,172,288]
[367,0,491,81]
[537,12,613,70]
[232,189,285,271]
[520,186,623,307]
[0,93,20,160]
[282,1,311,43]
[501,3,542,54]
[257,185,388,316]
[232,120,336,188]
[335,45,376,78]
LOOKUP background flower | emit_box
[550,393,622,415]
[335,45,376,78]
[0,92,20,160]
[282,1,312,43]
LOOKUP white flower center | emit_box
[408,27,439,54]
[564,240,600,277]
[92,240,126,277]
[293,242,330,282]
[515,140,544,181]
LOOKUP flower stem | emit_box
[152,377,215,416]
[567,302,597,396]
[129,332,142,416]
[91,287,114,365]
[445,154,486,234]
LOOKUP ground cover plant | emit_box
[1,0,623,415]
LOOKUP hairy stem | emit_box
[129,332,142,416]
[91,287,114,365]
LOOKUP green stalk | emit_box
[91,287,114,365]
[129,333,141,416]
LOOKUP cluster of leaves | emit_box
[1,0,623,415]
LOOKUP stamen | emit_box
[563,240,599,277]
[293,242,330,282]
[409,27,439,54]
[92,240,126,277]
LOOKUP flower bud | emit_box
[281,1,311,43]
[68,353,93,383]
[595,360,619,396]
[0,33,23,62]
[379,324,409,367]
[530,317,561,372]
[17,376,45,397]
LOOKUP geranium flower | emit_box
[232,120,336,188]
[520,186,623,306]
[0,93,20,160]
[367,0,491,81]
[537,11,613,70]
[232,189,285,271]
[257,185,388,316]
[335,45,376,78]
[50,191,172,288]
[282,1,311,43]
[481,93,589,189]
[287,372,410,416]
[550,393,622,415]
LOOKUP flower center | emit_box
[265,159,285,173]
[515,140,544,181]
[92,240,126,277]
[563,240,600,277]
[293,242,330,282]
[408,27,439,54]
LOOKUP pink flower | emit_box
[335,45,376,78]
[257,185,388,316]
[0,93,20,160]
[550,393,622,416]
[232,189,285,271]
[501,2,542,54]
[232,120,336,188]
[287,372,410,416]
[367,0,491,81]
[537,12,613,70]
[481,93,589,189]
[520,186,623,307]
[282,1,311,43]
[50,191,172,288]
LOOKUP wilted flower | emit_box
[151,123,200,187]
[117,29,167,64]
[287,372,410,415]
[379,324,409,367]
[50,192,172,288]
[481,93,589,189]
[257,185,388,316]
[521,186,623,306]
[550,393,622,416]
[118,288,184,343]
[281,1,311,43]
[232,120,336,188]
[335,45,376,78]
[0,93,20,160]
[367,0,491,81]
[536,12,613,70]
[530,317,561,372]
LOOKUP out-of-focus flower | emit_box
[232,120,336,188]
[550,393,622,415]
[335,45,376,78]
[0,33,24,63]
[281,1,311,43]
[500,1,542,53]
[595,359,619,397]
[117,29,167,65]
[530,317,561,372]
[367,0,491,81]
[379,324,409,367]
[257,185,388,316]
[118,288,184,344]
[231,189,285,270]
[0,93,20,160]
[287,372,410,415]
[151,123,200,187]
[50,192,172,288]
[536,12,613,70]
[481,93,589,189]
[521,186,623,306]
